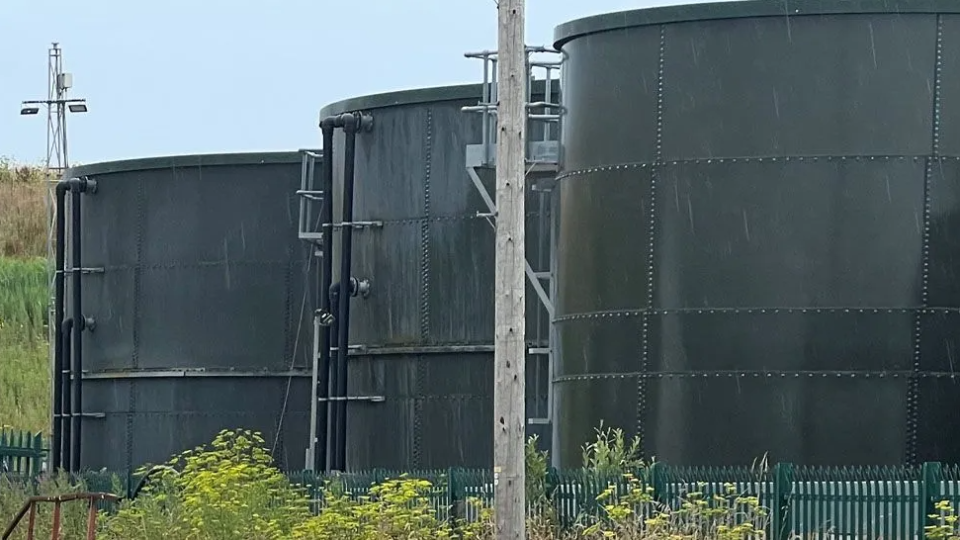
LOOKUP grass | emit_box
[0,158,47,260]
[0,258,50,433]
[0,159,51,434]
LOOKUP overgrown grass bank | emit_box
[0,257,50,432]
[0,158,47,260]
[0,159,51,433]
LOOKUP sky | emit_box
[0,0,723,166]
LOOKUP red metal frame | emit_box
[2,492,120,540]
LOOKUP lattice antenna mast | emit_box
[20,43,88,473]
[48,43,66,176]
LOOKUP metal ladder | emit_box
[296,150,325,243]
[462,45,563,425]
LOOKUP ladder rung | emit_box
[528,348,550,355]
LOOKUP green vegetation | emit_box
[0,159,51,433]
[0,258,49,433]
[0,426,775,540]
[0,158,47,260]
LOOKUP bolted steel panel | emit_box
[66,152,316,472]
[320,83,557,469]
[553,1,960,467]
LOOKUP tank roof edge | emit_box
[553,0,960,48]
[320,79,559,118]
[65,150,318,177]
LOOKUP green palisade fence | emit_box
[281,463,960,539]
[9,452,960,538]
[0,428,45,476]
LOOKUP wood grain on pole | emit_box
[493,0,526,539]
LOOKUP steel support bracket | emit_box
[317,395,385,403]
[324,220,384,230]
[466,167,555,319]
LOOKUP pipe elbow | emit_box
[341,113,359,133]
[61,318,74,334]
[68,176,96,193]
[56,180,70,196]
[328,281,341,301]
[320,116,338,130]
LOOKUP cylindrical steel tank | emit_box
[66,152,316,472]
[320,82,557,470]
[552,0,960,467]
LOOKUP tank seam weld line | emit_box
[127,176,145,474]
[555,306,960,322]
[414,108,433,470]
[638,23,667,456]
[554,370,957,382]
[907,13,943,465]
[555,154,956,181]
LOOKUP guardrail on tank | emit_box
[9,463,960,538]
[0,429,46,476]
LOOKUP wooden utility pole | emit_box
[493,0,526,539]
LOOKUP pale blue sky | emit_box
[0,0,717,165]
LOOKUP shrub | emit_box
[581,420,643,476]
[292,475,452,540]
[100,429,310,540]
[1,424,777,540]
[580,475,768,540]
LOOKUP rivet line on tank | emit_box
[127,179,146,473]
[419,109,433,345]
[635,24,667,450]
[414,109,434,470]
[933,15,944,158]
[553,306,959,323]
[655,24,666,164]
[553,370,938,383]
[554,155,948,181]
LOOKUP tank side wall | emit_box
[330,93,555,469]
[76,160,314,471]
[555,12,953,467]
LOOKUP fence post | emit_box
[772,462,794,540]
[448,467,458,522]
[648,462,666,504]
[31,433,43,476]
[921,462,944,540]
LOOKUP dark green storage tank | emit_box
[318,82,557,470]
[64,152,317,473]
[552,0,960,467]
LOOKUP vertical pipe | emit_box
[60,319,73,473]
[316,121,336,472]
[482,57,491,164]
[544,71,553,142]
[51,183,68,471]
[334,114,359,471]
[69,181,84,471]
[325,287,340,471]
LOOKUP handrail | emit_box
[2,492,121,540]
